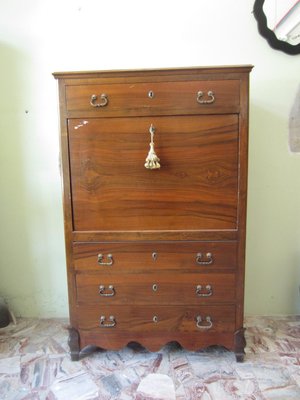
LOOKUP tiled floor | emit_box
[0,316,300,399]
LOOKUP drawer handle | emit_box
[90,93,108,108]
[196,284,213,297]
[100,315,116,328]
[99,285,115,297]
[197,90,215,104]
[196,252,213,265]
[145,124,160,170]
[97,254,114,266]
[196,315,213,330]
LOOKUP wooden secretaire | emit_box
[54,66,252,362]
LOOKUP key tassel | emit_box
[145,124,160,170]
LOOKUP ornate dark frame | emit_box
[253,0,300,55]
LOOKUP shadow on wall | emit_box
[289,84,300,153]
[0,42,67,317]
[0,41,37,316]
[245,101,300,315]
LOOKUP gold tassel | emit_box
[144,124,160,170]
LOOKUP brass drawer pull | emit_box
[196,252,213,265]
[196,284,213,297]
[97,254,114,266]
[197,90,215,104]
[100,315,116,328]
[196,315,213,330]
[153,315,158,323]
[148,90,155,99]
[99,285,115,297]
[90,93,108,108]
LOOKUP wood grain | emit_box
[68,115,239,232]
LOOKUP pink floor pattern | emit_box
[0,315,300,399]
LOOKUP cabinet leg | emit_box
[234,327,246,362]
[68,327,80,361]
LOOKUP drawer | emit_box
[65,80,240,116]
[73,242,237,272]
[76,305,236,334]
[75,273,236,304]
[69,114,239,232]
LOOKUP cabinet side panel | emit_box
[57,79,78,327]
[236,73,251,329]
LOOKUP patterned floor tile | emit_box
[0,316,299,399]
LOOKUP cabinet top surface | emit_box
[53,65,254,80]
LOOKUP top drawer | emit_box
[65,80,240,116]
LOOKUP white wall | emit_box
[0,0,300,317]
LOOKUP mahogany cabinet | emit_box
[53,66,253,361]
